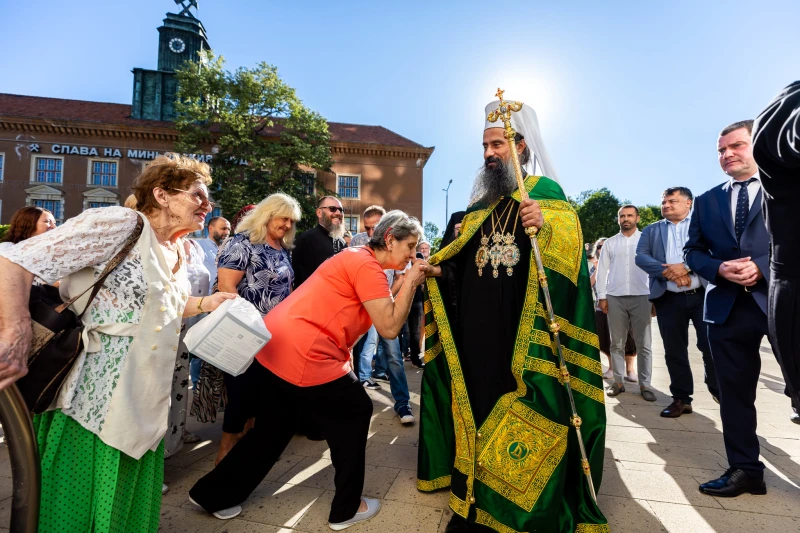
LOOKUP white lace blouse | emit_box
[0,207,190,457]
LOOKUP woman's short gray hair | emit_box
[369,210,424,250]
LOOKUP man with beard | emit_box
[292,196,347,288]
[417,100,607,532]
[196,216,231,289]
[597,205,654,401]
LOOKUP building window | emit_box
[90,160,118,187]
[0,153,4,181]
[295,171,316,196]
[33,199,63,224]
[343,215,360,233]
[89,202,115,209]
[337,174,360,199]
[34,157,63,183]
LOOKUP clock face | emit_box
[169,37,186,54]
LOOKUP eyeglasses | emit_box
[171,188,215,209]
[364,225,376,232]
[320,206,345,213]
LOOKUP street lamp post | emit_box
[443,179,453,229]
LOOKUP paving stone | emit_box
[208,481,324,528]
[597,494,665,532]
[212,519,296,532]
[648,500,800,533]
[277,457,400,499]
[293,490,443,532]
[364,442,418,470]
[605,440,729,471]
[383,469,449,508]
[699,474,800,518]
[599,466,723,508]
[159,503,224,532]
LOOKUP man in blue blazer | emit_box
[684,120,775,498]
[636,187,718,419]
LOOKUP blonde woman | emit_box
[214,192,302,464]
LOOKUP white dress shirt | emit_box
[729,172,761,227]
[665,216,701,292]
[596,230,650,299]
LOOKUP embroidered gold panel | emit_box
[534,303,600,350]
[476,400,568,512]
[417,475,451,492]
[522,357,605,406]
[529,330,602,376]
[425,340,443,364]
[475,509,526,533]
[575,524,611,533]
[449,492,471,518]
[535,200,583,285]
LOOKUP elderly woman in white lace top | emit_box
[0,154,236,533]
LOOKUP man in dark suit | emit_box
[636,187,718,418]
[292,196,347,288]
[684,120,774,498]
[752,81,800,424]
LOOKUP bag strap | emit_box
[56,216,145,317]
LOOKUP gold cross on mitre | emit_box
[486,88,523,141]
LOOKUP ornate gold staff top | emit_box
[487,88,598,504]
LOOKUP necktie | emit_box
[734,178,755,241]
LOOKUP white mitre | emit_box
[484,100,560,184]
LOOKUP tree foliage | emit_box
[571,188,663,245]
[424,221,443,253]
[174,51,334,230]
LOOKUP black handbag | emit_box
[17,218,143,413]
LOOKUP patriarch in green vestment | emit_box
[417,100,608,532]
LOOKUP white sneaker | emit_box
[188,496,242,520]
[329,498,381,530]
[162,483,169,495]
[398,406,415,424]
[602,369,613,380]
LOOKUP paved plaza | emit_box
[0,325,799,532]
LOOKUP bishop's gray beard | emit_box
[469,156,518,206]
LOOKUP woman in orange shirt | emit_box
[189,210,428,530]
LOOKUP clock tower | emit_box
[131,1,210,121]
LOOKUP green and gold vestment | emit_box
[417,176,608,532]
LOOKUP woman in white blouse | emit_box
[0,154,235,533]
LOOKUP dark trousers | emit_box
[222,369,258,434]
[707,292,776,477]
[768,275,800,409]
[653,289,719,402]
[189,363,374,523]
[408,302,424,363]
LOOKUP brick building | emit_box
[0,4,433,230]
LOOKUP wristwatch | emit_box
[683,263,692,274]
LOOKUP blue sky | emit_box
[2,0,798,230]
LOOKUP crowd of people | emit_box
[0,83,797,532]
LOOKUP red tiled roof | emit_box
[0,93,427,149]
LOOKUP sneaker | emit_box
[162,483,169,495]
[188,496,242,520]
[329,497,381,530]
[362,379,381,390]
[371,373,390,382]
[398,406,415,424]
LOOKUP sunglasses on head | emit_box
[321,206,345,213]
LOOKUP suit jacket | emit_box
[635,218,697,300]
[684,181,770,324]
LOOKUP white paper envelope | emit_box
[184,297,272,376]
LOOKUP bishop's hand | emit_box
[519,199,543,230]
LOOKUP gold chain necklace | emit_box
[475,199,521,277]
[475,200,512,277]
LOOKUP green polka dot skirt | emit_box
[33,410,164,533]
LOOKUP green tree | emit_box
[174,51,334,230]
[571,188,622,244]
[424,221,443,253]
[637,204,663,229]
